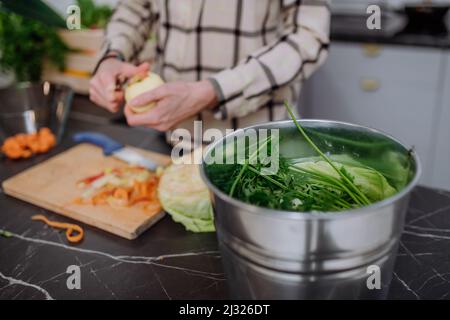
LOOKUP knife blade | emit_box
[73,132,158,171]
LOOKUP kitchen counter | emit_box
[1,116,450,300]
[331,14,450,49]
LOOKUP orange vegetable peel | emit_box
[31,214,84,243]
[1,127,56,160]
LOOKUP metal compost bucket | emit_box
[201,120,421,299]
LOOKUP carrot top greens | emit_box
[205,103,397,212]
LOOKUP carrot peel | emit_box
[31,215,84,243]
[1,127,56,159]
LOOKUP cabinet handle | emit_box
[360,78,380,92]
[362,44,382,57]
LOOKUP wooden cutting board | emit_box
[2,143,172,240]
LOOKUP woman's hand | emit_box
[124,80,218,131]
[89,58,149,113]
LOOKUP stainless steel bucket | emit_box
[201,120,421,299]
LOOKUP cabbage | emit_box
[294,160,397,202]
[158,163,215,232]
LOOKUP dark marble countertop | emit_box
[1,114,450,300]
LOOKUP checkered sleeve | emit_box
[209,0,330,120]
[97,0,157,64]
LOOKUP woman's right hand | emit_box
[89,58,149,113]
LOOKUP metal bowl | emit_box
[201,119,421,299]
[0,82,73,143]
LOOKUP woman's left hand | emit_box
[124,80,218,131]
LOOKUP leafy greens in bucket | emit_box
[205,103,406,212]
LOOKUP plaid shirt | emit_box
[99,0,330,134]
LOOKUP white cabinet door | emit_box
[431,53,450,190]
[302,43,443,186]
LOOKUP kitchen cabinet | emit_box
[431,53,450,190]
[301,42,447,188]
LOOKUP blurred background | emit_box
[301,0,450,191]
[0,0,449,190]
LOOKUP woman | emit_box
[90,0,330,143]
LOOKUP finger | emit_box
[98,73,119,101]
[90,87,120,112]
[121,62,150,79]
[91,92,120,113]
[123,104,135,118]
[113,90,124,103]
[89,83,109,104]
[89,76,102,96]
[89,79,107,106]
[124,104,161,127]
[97,86,123,108]
[128,85,168,107]
[89,89,108,108]
[90,72,123,111]
[92,79,121,103]
[153,123,172,132]
[102,88,125,105]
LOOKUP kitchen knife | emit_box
[73,132,158,171]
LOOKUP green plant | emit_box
[0,0,66,28]
[77,0,113,29]
[0,0,113,82]
[0,11,68,81]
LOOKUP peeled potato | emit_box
[125,72,165,113]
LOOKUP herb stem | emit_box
[229,161,248,197]
[247,166,287,190]
[284,102,371,206]
[229,135,271,197]
[247,165,312,200]
[288,165,363,205]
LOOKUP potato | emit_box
[125,72,165,113]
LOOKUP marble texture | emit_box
[1,118,450,300]
[388,187,450,299]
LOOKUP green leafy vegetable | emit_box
[158,163,215,232]
[293,160,396,202]
[284,102,371,206]
[206,102,403,212]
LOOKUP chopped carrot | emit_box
[75,166,161,211]
[91,188,113,205]
[77,172,105,185]
[113,188,130,200]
